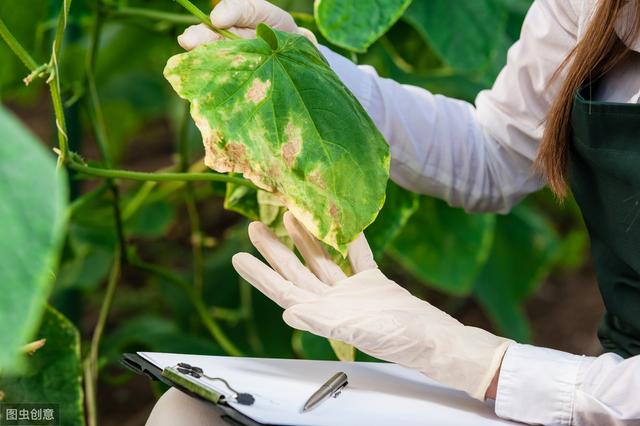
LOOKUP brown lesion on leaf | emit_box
[328,203,339,218]
[267,161,281,178]
[246,79,271,103]
[282,123,302,168]
[308,170,326,189]
[203,137,275,192]
[231,55,245,66]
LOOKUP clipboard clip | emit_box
[175,363,255,406]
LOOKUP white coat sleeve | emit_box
[496,343,640,425]
[317,0,582,213]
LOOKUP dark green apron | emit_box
[569,83,640,358]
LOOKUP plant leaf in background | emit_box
[314,0,413,52]
[389,197,495,295]
[473,205,561,341]
[164,25,390,254]
[365,181,419,259]
[0,306,84,426]
[403,0,508,73]
[0,0,50,94]
[0,107,68,370]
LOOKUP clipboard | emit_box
[122,352,518,426]
[121,353,261,426]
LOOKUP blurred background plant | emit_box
[0,0,599,425]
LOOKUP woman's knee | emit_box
[146,388,227,426]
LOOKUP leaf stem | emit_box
[85,246,122,426]
[172,0,240,39]
[0,18,39,71]
[178,103,205,296]
[132,259,243,356]
[109,7,199,26]
[84,3,128,260]
[67,161,259,188]
[48,0,73,164]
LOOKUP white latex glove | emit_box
[232,212,514,401]
[177,0,317,51]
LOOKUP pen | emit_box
[302,372,348,413]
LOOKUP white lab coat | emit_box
[318,0,640,424]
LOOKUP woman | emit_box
[147,0,640,424]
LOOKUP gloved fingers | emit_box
[178,24,221,50]
[347,233,377,273]
[296,27,318,45]
[247,222,327,294]
[282,304,329,337]
[282,212,347,286]
[283,304,355,343]
[178,24,255,50]
[211,0,298,33]
[232,252,315,308]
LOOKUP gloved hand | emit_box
[232,212,514,401]
[177,0,317,51]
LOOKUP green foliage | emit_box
[164,25,390,253]
[474,206,562,341]
[0,0,587,424]
[365,181,419,259]
[389,197,495,295]
[403,0,508,73]
[0,107,68,370]
[0,306,84,426]
[315,0,413,52]
[0,0,49,93]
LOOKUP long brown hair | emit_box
[535,0,640,197]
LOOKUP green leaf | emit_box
[293,331,338,360]
[314,0,413,52]
[125,200,177,238]
[164,26,390,254]
[0,106,68,370]
[0,306,84,426]
[224,180,260,221]
[329,339,355,361]
[473,206,561,341]
[0,0,50,93]
[365,181,419,259]
[403,0,508,72]
[102,315,219,364]
[389,197,495,295]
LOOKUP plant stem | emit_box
[48,0,73,164]
[84,4,128,260]
[173,0,240,39]
[0,18,39,71]
[85,246,122,426]
[132,259,243,356]
[67,161,258,188]
[109,7,199,25]
[177,103,205,296]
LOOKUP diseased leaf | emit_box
[0,306,84,426]
[473,205,561,341]
[328,339,355,362]
[389,197,495,295]
[403,0,508,72]
[224,179,260,221]
[294,331,337,360]
[164,25,389,254]
[314,0,413,52]
[0,107,68,370]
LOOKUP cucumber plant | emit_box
[0,0,582,425]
